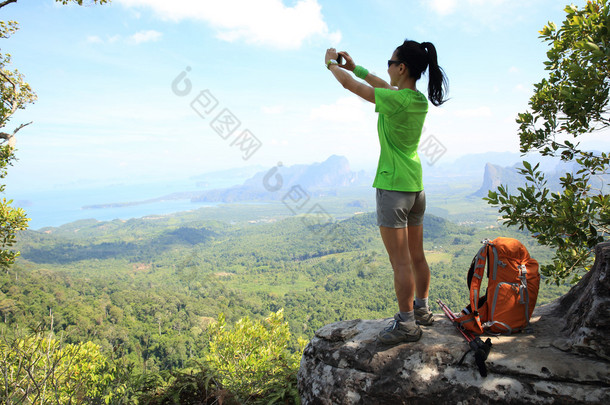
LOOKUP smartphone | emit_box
[337,54,343,65]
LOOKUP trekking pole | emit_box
[471,337,493,377]
[437,299,474,342]
[437,299,493,377]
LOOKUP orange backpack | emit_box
[455,237,540,335]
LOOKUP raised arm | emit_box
[326,49,375,103]
[325,48,375,103]
[362,72,393,90]
[338,51,393,90]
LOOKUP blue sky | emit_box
[2,0,607,193]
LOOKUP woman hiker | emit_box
[324,39,449,344]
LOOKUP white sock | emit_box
[414,297,429,309]
[399,311,415,323]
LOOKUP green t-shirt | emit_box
[373,87,428,192]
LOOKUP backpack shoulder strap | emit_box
[466,253,477,288]
[470,241,490,313]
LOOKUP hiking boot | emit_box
[377,315,422,345]
[414,306,434,326]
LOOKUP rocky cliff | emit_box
[472,159,610,198]
[473,162,523,197]
[192,155,373,203]
[298,242,610,404]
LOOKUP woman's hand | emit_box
[324,47,375,103]
[337,51,355,72]
[325,48,339,65]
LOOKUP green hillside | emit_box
[0,208,571,402]
[4,209,568,367]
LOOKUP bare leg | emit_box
[407,225,430,300]
[379,226,414,312]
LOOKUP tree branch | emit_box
[0,70,19,118]
[0,70,17,92]
[0,0,18,10]
[0,121,32,145]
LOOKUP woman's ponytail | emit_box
[420,42,448,106]
[396,39,449,107]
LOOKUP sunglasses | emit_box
[387,60,403,68]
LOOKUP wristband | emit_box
[326,59,339,69]
[354,65,369,79]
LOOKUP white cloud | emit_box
[453,106,492,118]
[422,0,532,30]
[84,34,121,44]
[426,0,512,15]
[270,138,289,146]
[427,105,448,117]
[309,97,371,123]
[117,0,340,49]
[129,30,163,44]
[429,0,458,15]
[86,35,103,44]
[261,105,286,115]
[508,66,520,74]
[514,84,529,94]
[469,0,509,5]
[85,31,161,45]
[503,113,518,124]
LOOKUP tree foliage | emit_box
[0,208,571,402]
[0,157,26,273]
[0,19,31,273]
[0,0,110,274]
[205,309,306,404]
[0,329,130,404]
[486,0,610,284]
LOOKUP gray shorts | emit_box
[376,189,426,228]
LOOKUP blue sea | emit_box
[8,179,223,230]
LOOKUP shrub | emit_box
[0,329,129,404]
[205,309,306,404]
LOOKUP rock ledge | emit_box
[298,242,610,404]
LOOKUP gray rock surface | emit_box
[549,241,610,360]
[298,243,610,404]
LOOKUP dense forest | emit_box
[0,207,570,402]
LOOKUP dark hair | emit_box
[395,39,449,106]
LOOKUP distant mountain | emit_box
[243,155,363,190]
[191,155,373,203]
[82,156,373,208]
[443,152,522,174]
[474,157,610,197]
[424,152,521,181]
[80,152,607,212]
[189,165,267,189]
[473,163,525,197]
